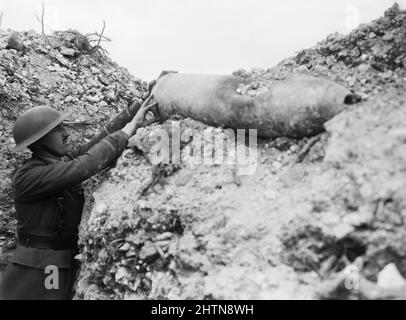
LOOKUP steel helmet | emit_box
[13,105,69,152]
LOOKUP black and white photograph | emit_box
[0,0,405,307]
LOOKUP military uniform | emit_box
[0,103,140,300]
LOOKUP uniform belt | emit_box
[17,232,77,250]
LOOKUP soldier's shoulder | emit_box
[13,158,46,180]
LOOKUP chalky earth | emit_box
[1,4,406,299]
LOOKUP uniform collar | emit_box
[32,148,63,164]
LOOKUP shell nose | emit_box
[344,93,362,105]
[62,128,70,141]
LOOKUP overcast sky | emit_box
[1,0,404,80]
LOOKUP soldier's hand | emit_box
[141,81,156,100]
[122,96,158,137]
[134,96,158,127]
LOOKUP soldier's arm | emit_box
[13,130,129,202]
[68,98,144,158]
[69,72,175,158]
[14,98,158,202]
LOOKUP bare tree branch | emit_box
[34,1,54,35]
[92,20,106,50]
[85,20,111,55]
[41,1,45,34]
[34,1,46,35]
[73,20,111,56]
[86,32,112,42]
[293,133,323,164]
[0,12,4,29]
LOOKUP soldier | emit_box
[0,93,158,300]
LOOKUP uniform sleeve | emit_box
[13,130,130,203]
[69,100,142,158]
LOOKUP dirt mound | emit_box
[0,4,405,300]
[234,3,406,98]
[74,4,406,300]
[0,29,147,272]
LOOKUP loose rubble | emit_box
[75,4,406,300]
[233,3,406,100]
[1,4,406,300]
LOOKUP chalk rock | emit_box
[382,32,394,41]
[104,91,116,101]
[90,66,100,74]
[389,128,406,142]
[64,96,75,103]
[98,75,110,86]
[0,75,6,86]
[87,78,101,88]
[85,95,100,103]
[115,267,130,281]
[139,242,159,262]
[6,32,25,52]
[377,263,406,290]
[60,47,77,57]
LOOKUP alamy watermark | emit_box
[344,264,360,291]
[44,265,59,290]
[147,122,258,176]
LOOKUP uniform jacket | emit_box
[10,130,129,269]
[0,98,145,299]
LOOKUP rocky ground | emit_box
[1,4,406,300]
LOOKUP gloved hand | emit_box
[134,70,178,126]
[121,96,158,137]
